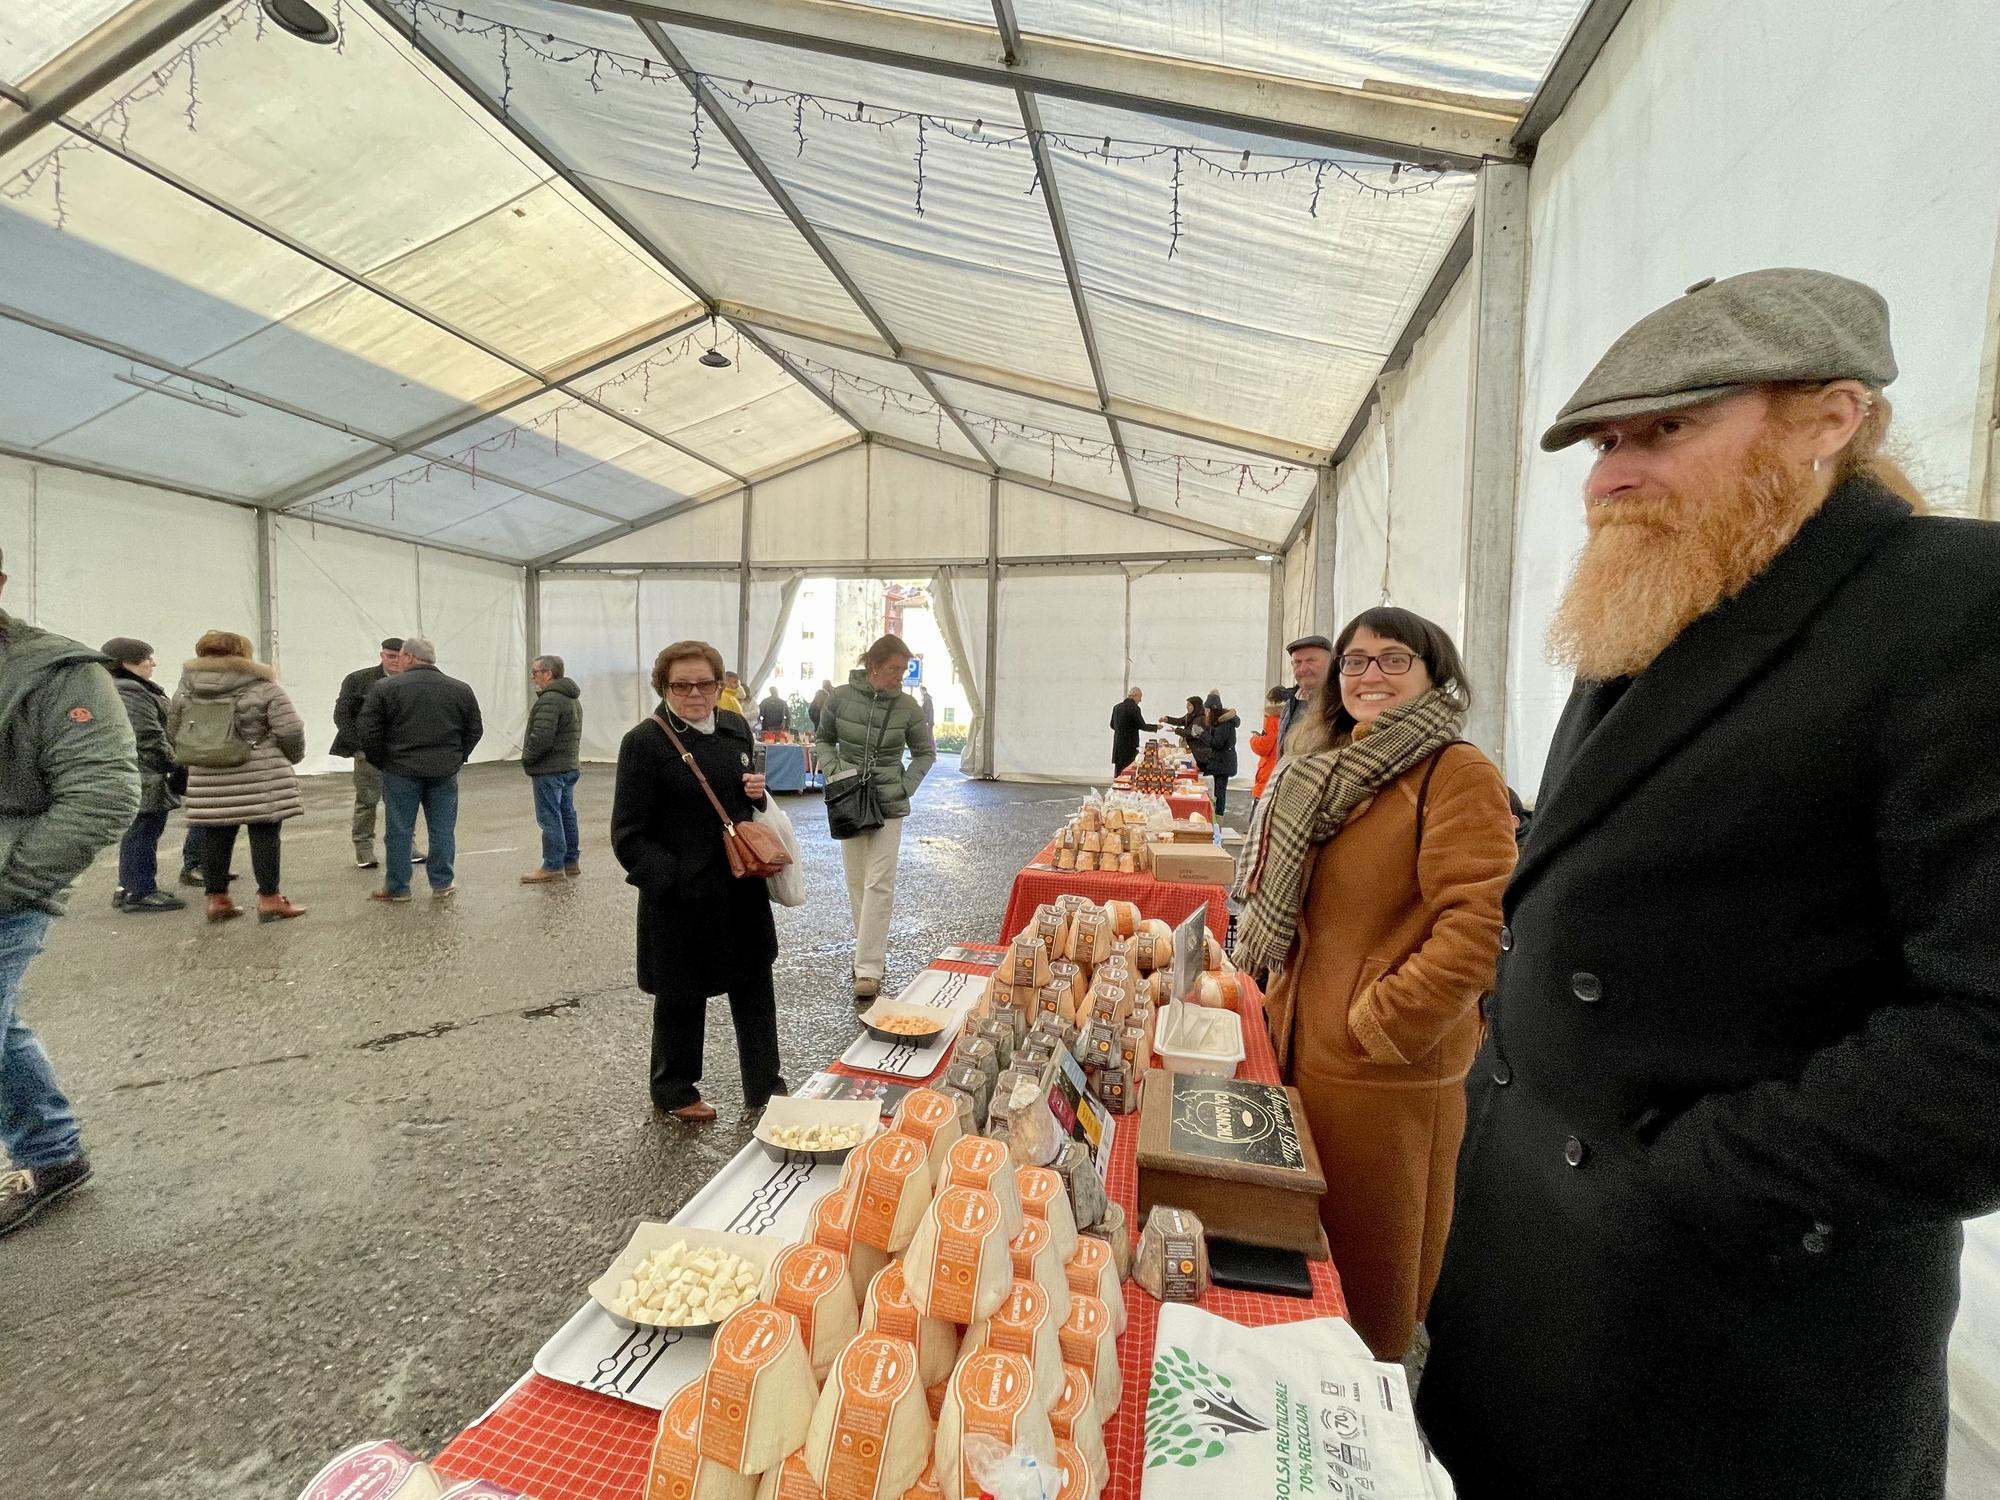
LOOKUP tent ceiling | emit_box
[0,0,1587,560]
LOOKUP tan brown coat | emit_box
[1263,741,1515,1357]
[167,657,306,826]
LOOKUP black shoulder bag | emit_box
[825,694,888,841]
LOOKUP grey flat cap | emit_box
[1541,268,1897,452]
[1286,634,1333,654]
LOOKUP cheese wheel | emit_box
[1101,900,1140,938]
[851,1132,934,1255]
[1049,1366,1109,1494]
[1076,851,1097,873]
[1062,912,1112,968]
[1062,1238,1125,1337]
[699,1303,819,1476]
[761,1244,859,1382]
[902,1186,1011,1325]
[753,1452,822,1500]
[861,1261,959,1390]
[1054,1438,1099,1500]
[1015,1167,1078,1260]
[932,1350,1057,1500]
[1057,1296,1119,1419]
[893,1089,964,1159]
[959,1278,1062,1407]
[802,1333,933,1500]
[650,1379,757,1500]
[995,937,1053,990]
[1006,1215,1071,1326]
[1089,1202,1132,1280]
[939,1136,1024,1238]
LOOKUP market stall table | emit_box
[1001,836,1231,945]
[432,949,1341,1500]
[761,740,819,794]
[1111,770,1214,823]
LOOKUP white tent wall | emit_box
[539,574,641,764]
[561,494,745,567]
[999,482,1245,558]
[1493,0,2000,1460]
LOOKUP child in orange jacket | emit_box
[1249,685,1286,799]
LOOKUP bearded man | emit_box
[1415,269,2000,1500]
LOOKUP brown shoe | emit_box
[564,863,581,878]
[257,894,307,923]
[205,894,242,923]
[520,868,564,885]
[666,1099,717,1123]
[369,889,412,904]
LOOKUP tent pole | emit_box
[256,507,278,670]
[1266,553,1285,690]
[737,486,754,683]
[983,476,1000,781]
[525,566,542,665]
[1461,162,1531,771]
[1310,468,1338,633]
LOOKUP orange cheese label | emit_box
[644,1380,703,1500]
[701,1304,792,1470]
[923,1186,999,1323]
[945,1136,1006,1192]
[906,1457,946,1499]
[822,1334,917,1499]
[1050,1365,1091,1439]
[985,1278,1049,1355]
[1018,1167,1062,1217]
[951,1351,1035,1497]
[768,1452,824,1500]
[809,1188,854,1253]
[852,1133,925,1252]
[866,1262,919,1343]
[1057,1295,1108,1369]
[1008,1217,1050,1280]
[1054,1438,1090,1500]
[1064,1237,1109,1297]
[896,1088,955,1145]
[771,1243,845,1346]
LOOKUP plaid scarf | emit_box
[1230,688,1464,975]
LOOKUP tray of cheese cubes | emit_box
[752,1096,884,1161]
[590,1224,783,1333]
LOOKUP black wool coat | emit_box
[612,707,776,1000]
[1417,478,2000,1500]
[1109,697,1155,770]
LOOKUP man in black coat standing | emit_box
[1108,687,1156,776]
[1417,270,2000,1500]
[331,638,403,869]
[358,635,482,903]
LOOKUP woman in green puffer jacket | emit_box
[816,634,937,1003]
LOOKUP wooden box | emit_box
[1135,1068,1329,1259]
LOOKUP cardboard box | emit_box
[1149,843,1237,885]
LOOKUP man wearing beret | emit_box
[1416,269,2000,1498]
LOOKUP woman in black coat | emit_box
[612,639,785,1123]
[1198,691,1240,816]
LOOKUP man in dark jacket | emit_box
[359,634,482,902]
[103,638,185,912]
[1276,634,1332,755]
[520,654,582,886]
[0,557,139,1235]
[1108,687,1156,775]
[1417,270,2000,1500]
[757,687,789,735]
[332,637,404,869]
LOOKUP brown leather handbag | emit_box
[651,713,792,881]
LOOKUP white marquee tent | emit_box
[3,0,2000,1460]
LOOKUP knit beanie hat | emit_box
[101,636,153,665]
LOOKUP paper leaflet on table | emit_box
[1044,1046,1116,1186]
[1141,1306,1454,1500]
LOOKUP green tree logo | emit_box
[1145,1344,1270,1469]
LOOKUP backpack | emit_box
[174,694,250,769]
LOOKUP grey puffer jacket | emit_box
[167,657,306,826]
[114,666,179,814]
[0,611,139,915]
[522,676,582,776]
[816,669,936,820]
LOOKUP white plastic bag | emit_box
[755,802,807,907]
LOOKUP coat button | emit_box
[1491,1060,1512,1086]
[1499,925,1513,953]
[1571,971,1603,1004]
[1563,1135,1588,1168]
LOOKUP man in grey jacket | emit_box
[519,654,582,885]
[0,551,140,1235]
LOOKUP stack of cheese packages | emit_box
[643,1087,1130,1500]
[1052,798,1157,876]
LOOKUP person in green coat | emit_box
[520,654,583,884]
[817,634,936,1002]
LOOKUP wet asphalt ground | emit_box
[0,757,1135,1498]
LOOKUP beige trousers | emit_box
[841,816,904,984]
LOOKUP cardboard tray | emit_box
[586,1223,785,1334]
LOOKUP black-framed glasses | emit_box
[1337,651,1416,677]
[666,679,721,698]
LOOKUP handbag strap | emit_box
[651,712,741,838]
[1412,739,1469,859]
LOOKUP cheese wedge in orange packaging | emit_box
[1056,1296,1119,1420]
[1006,1217,1071,1327]
[859,1262,959,1389]
[761,1243,859,1382]
[1049,1366,1108,1494]
[802,1333,933,1500]
[699,1303,820,1477]
[1015,1166,1078,1260]
[1054,1438,1100,1500]
[807,1187,854,1256]
[892,1089,963,1159]
[752,1452,822,1500]
[900,1460,945,1500]
[933,1350,1057,1500]
[939,1136,1023,1238]
[646,1378,755,1500]
[850,1132,934,1255]
[901,1185,1010,1326]
[959,1279,1062,1407]
[1061,1237,1125,1337]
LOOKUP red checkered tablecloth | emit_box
[1001,839,1230,947]
[435,950,1342,1500]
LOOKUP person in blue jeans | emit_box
[0,560,141,1236]
[519,655,583,885]
[357,634,483,903]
